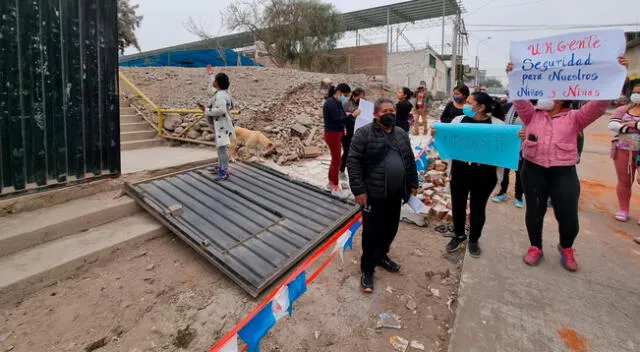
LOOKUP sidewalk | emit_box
[448,117,640,351]
[121,145,215,174]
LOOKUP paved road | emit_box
[449,113,640,352]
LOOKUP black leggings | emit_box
[361,194,403,273]
[497,157,524,201]
[450,161,497,242]
[520,160,580,249]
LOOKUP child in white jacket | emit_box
[205,73,236,181]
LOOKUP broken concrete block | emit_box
[303,146,322,158]
[291,123,308,136]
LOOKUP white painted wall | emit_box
[387,48,447,95]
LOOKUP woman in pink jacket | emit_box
[505,57,628,272]
[609,83,640,223]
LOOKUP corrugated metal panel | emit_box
[0,0,120,198]
[125,163,359,297]
[118,0,462,62]
[119,49,260,68]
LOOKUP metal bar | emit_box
[160,109,203,114]
[118,72,159,110]
[177,114,206,137]
[386,9,390,53]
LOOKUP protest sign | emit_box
[508,30,626,100]
[354,99,374,132]
[434,123,521,170]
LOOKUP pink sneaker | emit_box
[523,246,544,266]
[614,210,629,222]
[557,244,578,272]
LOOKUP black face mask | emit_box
[380,113,396,127]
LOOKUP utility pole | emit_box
[441,0,446,56]
[476,36,492,89]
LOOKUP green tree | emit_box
[226,0,344,70]
[118,0,143,54]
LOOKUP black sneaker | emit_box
[378,257,400,273]
[468,241,482,258]
[361,271,374,293]
[446,236,467,253]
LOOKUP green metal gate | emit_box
[0,0,120,197]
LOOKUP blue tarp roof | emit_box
[119,49,260,68]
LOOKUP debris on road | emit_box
[376,312,402,329]
[406,298,418,311]
[410,340,426,350]
[430,288,441,298]
[173,325,197,349]
[0,331,12,342]
[389,335,410,352]
[84,336,108,352]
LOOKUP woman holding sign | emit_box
[433,92,506,258]
[506,56,629,272]
[323,83,360,199]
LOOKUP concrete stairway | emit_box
[120,104,164,151]
[0,192,166,302]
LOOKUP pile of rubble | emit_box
[418,159,453,222]
[120,66,399,164]
[402,147,465,228]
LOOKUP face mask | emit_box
[462,104,476,118]
[453,95,465,103]
[537,99,555,111]
[380,113,396,127]
[630,93,640,104]
[338,96,347,103]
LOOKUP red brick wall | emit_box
[330,44,387,76]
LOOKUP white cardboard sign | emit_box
[508,30,627,100]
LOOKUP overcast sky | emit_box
[128,0,640,79]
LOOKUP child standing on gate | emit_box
[202,73,236,181]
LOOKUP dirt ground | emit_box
[0,221,461,352]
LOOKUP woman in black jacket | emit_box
[440,84,470,123]
[324,83,359,199]
[396,87,413,133]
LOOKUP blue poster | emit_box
[434,123,522,170]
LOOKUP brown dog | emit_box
[230,127,276,159]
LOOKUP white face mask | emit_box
[537,99,555,111]
[630,93,640,104]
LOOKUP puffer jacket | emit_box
[205,90,236,147]
[513,100,609,168]
[347,122,419,201]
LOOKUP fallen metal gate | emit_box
[125,163,359,297]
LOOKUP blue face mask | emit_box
[338,96,347,103]
[462,104,477,118]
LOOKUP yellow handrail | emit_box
[118,71,238,144]
[118,72,159,111]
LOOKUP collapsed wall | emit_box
[119,66,448,164]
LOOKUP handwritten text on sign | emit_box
[434,123,522,170]
[508,30,626,100]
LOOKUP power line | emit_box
[464,0,500,16]
[468,22,640,28]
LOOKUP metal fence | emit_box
[0,0,120,197]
